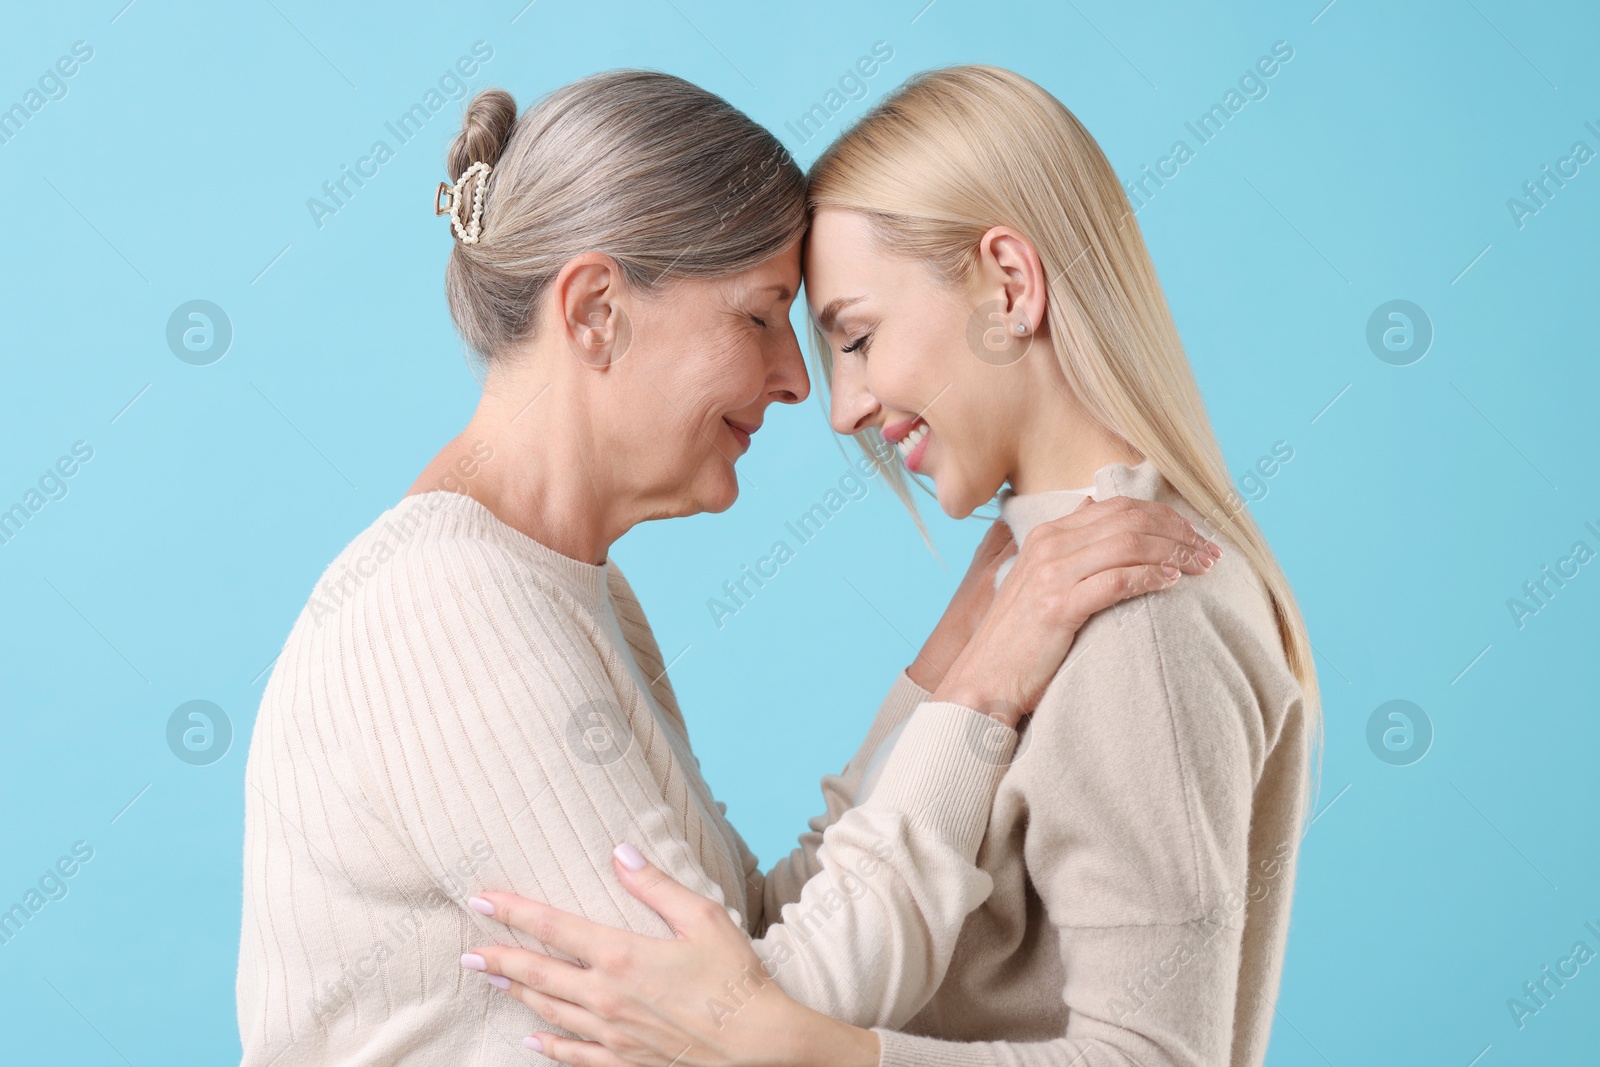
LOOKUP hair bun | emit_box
[449,88,517,179]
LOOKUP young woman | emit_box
[234,70,1216,1066]
[465,66,1320,1067]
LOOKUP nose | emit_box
[765,322,811,406]
[828,350,879,436]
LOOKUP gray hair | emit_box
[443,70,806,363]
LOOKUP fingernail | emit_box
[1208,542,1222,558]
[460,953,487,972]
[613,842,647,871]
[468,896,495,916]
[523,1036,545,1052]
[1161,565,1179,580]
[487,974,512,990]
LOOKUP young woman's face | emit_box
[804,208,1029,518]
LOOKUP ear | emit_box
[550,252,632,369]
[974,226,1049,335]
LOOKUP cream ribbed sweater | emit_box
[236,490,1016,1066]
[853,459,1312,1067]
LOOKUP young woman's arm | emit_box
[727,669,929,927]
[465,500,1230,1062]
[738,522,1015,925]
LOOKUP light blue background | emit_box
[2,0,1596,1063]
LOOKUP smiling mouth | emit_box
[882,416,931,472]
[896,421,928,459]
[724,417,759,454]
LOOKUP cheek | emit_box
[645,334,758,462]
[925,372,1013,502]
[873,318,971,420]
[950,383,1017,473]
[897,303,973,389]
[688,333,765,413]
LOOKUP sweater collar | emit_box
[997,458,1164,547]
[399,490,609,605]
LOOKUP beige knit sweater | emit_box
[236,489,1017,1066]
[848,459,1312,1066]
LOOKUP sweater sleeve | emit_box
[360,540,1010,1034]
[751,694,1014,1027]
[752,670,931,925]
[873,591,1269,1066]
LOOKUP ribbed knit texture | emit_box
[236,490,1015,1065]
[862,460,1311,1067]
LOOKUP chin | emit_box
[935,492,981,520]
[933,475,995,521]
[697,469,742,514]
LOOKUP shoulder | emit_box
[1010,533,1302,909]
[289,494,600,660]
[1031,537,1295,772]
[601,558,686,720]
[282,500,628,730]
[601,560,667,657]
[603,558,646,620]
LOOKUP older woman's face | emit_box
[615,239,807,517]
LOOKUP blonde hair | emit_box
[806,65,1321,778]
[443,71,805,363]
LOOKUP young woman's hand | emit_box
[933,495,1221,727]
[465,846,877,1067]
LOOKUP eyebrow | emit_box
[814,295,865,333]
[739,281,796,307]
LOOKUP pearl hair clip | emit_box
[433,160,493,245]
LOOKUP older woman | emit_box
[234,71,1215,1066]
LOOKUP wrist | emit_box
[912,606,982,691]
[904,655,943,693]
[800,1014,879,1067]
[931,674,1022,730]
[908,634,961,692]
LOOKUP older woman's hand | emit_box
[465,846,876,1067]
[913,498,1215,696]
[933,495,1221,727]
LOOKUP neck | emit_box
[1007,341,1144,493]
[410,356,624,566]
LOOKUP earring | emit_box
[1014,322,1028,334]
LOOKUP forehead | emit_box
[803,209,896,310]
[742,237,802,289]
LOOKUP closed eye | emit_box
[750,315,768,329]
[841,332,872,354]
